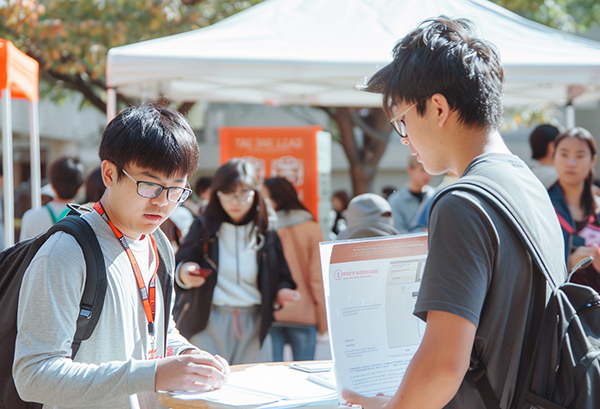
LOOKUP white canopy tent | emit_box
[106,0,600,123]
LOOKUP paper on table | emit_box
[170,385,278,406]
[169,364,337,407]
[307,369,336,390]
[226,365,336,400]
[289,361,333,373]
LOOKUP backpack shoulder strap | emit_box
[49,215,106,358]
[432,177,556,287]
[432,177,550,409]
[152,229,174,355]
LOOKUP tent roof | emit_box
[107,0,600,108]
[0,39,39,102]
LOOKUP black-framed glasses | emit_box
[122,169,192,203]
[389,101,418,138]
[217,189,255,204]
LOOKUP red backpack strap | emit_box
[554,206,575,235]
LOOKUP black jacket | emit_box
[174,216,295,344]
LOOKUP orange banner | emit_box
[0,39,39,102]
[220,126,322,219]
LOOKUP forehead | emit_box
[221,181,252,192]
[557,137,591,152]
[127,162,187,183]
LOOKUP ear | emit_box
[101,160,118,188]
[430,93,451,127]
[547,141,555,157]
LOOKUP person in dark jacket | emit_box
[175,159,299,364]
[548,127,600,292]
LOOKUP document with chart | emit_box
[319,233,428,402]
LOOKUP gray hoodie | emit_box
[337,193,400,240]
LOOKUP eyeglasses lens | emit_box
[137,183,190,203]
[219,190,254,203]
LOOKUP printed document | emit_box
[320,233,428,402]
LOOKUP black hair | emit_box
[381,186,396,200]
[49,156,84,200]
[530,124,560,160]
[554,127,597,217]
[99,102,200,180]
[195,176,213,196]
[332,190,350,210]
[263,177,313,217]
[362,17,504,131]
[202,158,269,238]
[84,166,106,203]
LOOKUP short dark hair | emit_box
[332,190,350,209]
[99,102,200,180]
[363,17,504,130]
[49,156,84,200]
[84,166,105,203]
[529,124,559,160]
[264,177,312,216]
[203,158,269,237]
[195,176,213,196]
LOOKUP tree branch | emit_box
[350,109,391,143]
[40,70,107,113]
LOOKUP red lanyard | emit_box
[93,201,159,338]
[554,206,595,236]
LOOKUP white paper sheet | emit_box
[170,385,278,406]
[169,364,337,407]
[320,234,428,401]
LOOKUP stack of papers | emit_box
[170,364,337,408]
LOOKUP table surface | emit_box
[157,361,339,409]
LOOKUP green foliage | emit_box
[0,0,263,111]
[491,0,600,128]
[492,0,600,33]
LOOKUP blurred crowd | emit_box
[3,123,600,365]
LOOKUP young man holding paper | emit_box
[343,17,565,409]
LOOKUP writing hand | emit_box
[156,350,229,392]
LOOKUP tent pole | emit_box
[565,102,575,129]
[2,88,14,247]
[107,88,117,123]
[29,100,41,210]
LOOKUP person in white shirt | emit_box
[529,124,560,189]
[19,156,85,240]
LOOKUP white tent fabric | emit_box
[106,0,600,109]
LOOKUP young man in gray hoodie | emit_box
[14,103,229,409]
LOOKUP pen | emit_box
[339,403,362,408]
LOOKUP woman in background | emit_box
[548,127,600,292]
[330,190,349,238]
[263,177,327,361]
[175,159,299,364]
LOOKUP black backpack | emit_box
[437,178,600,409]
[0,208,173,409]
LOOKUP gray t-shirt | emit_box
[414,153,565,408]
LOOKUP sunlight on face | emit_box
[554,137,596,187]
